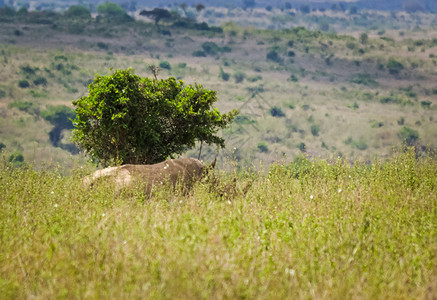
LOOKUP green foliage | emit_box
[8,101,40,116]
[310,124,320,136]
[7,151,24,167]
[72,68,237,166]
[269,106,285,117]
[233,71,246,83]
[297,142,306,152]
[18,80,30,88]
[201,42,221,56]
[398,126,419,146]
[159,60,171,70]
[97,2,132,23]
[266,50,283,63]
[33,76,47,86]
[257,141,269,153]
[350,73,378,86]
[352,139,368,150]
[219,67,230,81]
[64,5,91,19]
[387,57,404,75]
[192,50,206,57]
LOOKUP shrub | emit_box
[219,68,230,81]
[287,51,295,57]
[8,101,39,115]
[18,80,30,88]
[398,126,419,146]
[233,71,245,83]
[297,142,306,152]
[387,58,404,75]
[420,101,431,108]
[72,68,237,166]
[266,50,282,63]
[192,50,206,57]
[8,151,24,167]
[159,60,171,70]
[350,73,378,86]
[201,42,221,55]
[310,124,320,136]
[246,75,262,82]
[0,88,6,98]
[270,106,285,117]
[33,76,47,86]
[397,117,405,125]
[352,139,368,150]
[257,141,269,153]
[97,42,109,50]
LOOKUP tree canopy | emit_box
[72,68,237,166]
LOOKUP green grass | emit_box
[1,148,436,298]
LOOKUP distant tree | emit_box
[284,2,292,10]
[299,5,311,14]
[195,4,205,13]
[41,105,75,147]
[64,5,91,19]
[349,5,358,14]
[140,8,173,28]
[97,2,132,23]
[359,32,369,44]
[243,0,256,10]
[387,57,404,75]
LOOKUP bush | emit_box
[219,68,230,81]
[33,76,47,86]
[398,126,419,146]
[201,42,221,56]
[266,50,282,63]
[72,68,237,166]
[8,101,39,116]
[420,101,432,108]
[297,142,306,152]
[387,58,404,75]
[352,139,368,150]
[257,141,269,153]
[159,61,171,70]
[192,50,206,57]
[233,71,245,83]
[350,73,378,86]
[0,88,6,98]
[310,124,320,136]
[270,106,285,117]
[18,80,30,88]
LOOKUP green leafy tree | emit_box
[72,68,237,166]
[97,2,132,23]
[64,5,91,19]
[140,8,173,28]
[398,126,419,146]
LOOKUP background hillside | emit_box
[0,3,436,170]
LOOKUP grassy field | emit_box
[0,147,436,299]
[1,8,437,169]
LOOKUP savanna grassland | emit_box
[1,4,437,299]
[1,6,437,168]
[0,148,436,298]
